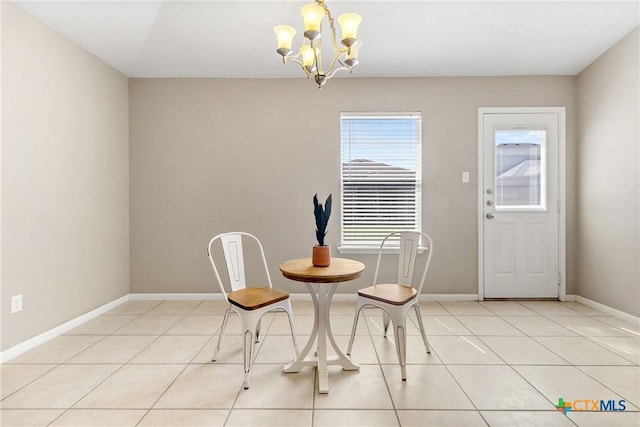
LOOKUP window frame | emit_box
[338,112,423,254]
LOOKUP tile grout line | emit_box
[136,303,219,425]
[362,310,404,427]
[39,305,163,426]
[61,301,204,426]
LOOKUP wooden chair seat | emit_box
[358,284,417,306]
[228,287,289,310]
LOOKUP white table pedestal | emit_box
[284,282,359,393]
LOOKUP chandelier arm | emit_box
[281,52,312,76]
[323,52,346,77]
[325,64,350,80]
[287,57,314,76]
[281,51,302,65]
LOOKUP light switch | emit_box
[462,171,470,183]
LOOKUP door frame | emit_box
[477,107,567,301]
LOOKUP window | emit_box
[340,112,422,251]
[494,129,547,210]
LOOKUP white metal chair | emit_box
[207,232,298,389]
[347,231,434,381]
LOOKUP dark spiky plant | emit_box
[313,193,332,246]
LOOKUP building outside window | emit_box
[340,112,422,250]
[494,130,545,209]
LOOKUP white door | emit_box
[480,111,560,298]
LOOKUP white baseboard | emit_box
[129,293,356,302]
[129,293,222,301]
[222,293,478,302]
[574,295,640,325]
[295,293,479,302]
[420,294,479,301]
[289,293,326,302]
[128,293,480,302]
[0,294,129,363]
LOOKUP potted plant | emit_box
[312,193,332,267]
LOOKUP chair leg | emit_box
[242,329,255,390]
[241,311,261,390]
[284,306,299,356]
[347,303,364,356]
[255,318,262,344]
[413,304,430,354]
[392,315,408,381]
[212,308,231,362]
[383,312,391,338]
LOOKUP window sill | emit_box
[337,247,381,255]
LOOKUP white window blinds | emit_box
[340,112,422,249]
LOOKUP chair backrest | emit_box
[372,231,434,294]
[207,232,273,302]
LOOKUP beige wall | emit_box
[1,2,130,350]
[577,27,640,316]
[129,76,578,296]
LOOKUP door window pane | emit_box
[494,129,546,209]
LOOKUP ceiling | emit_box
[14,0,640,78]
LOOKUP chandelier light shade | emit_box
[337,13,361,46]
[301,3,325,38]
[274,25,297,57]
[273,0,362,88]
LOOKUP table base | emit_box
[283,282,359,393]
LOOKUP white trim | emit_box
[290,293,315,301]
[419,294,478,301]
[477,110,485,301]
[0,295,129,363]
[575,296,640,325]
[129,292,348,302]
[291,293,356,302]
[477,107,567,301]
[564,294,577,302]
[129,293,359,302]
[557,108,567,301]
[128,293,223,301]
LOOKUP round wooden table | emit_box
[280,257,364,394]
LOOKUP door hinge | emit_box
[557,200,561,213]
[557,272,562,285]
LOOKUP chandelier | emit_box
[273,0,362,88]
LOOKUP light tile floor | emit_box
[1,299,639,427]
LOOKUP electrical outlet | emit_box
[462,171,470,183]
[11,295,23,314]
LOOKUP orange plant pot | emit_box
[312,245,331,267]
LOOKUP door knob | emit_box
[486,213,494,219]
